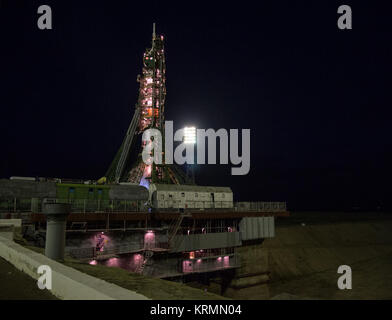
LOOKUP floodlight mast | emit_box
[183,126,196,184]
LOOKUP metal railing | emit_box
[0,197,287,214]
[69,242,143,260]
[68,241,170,260]
[154,201,287,212]
[182,253,240,274]
[0,198,149,214]
[234,201,287,212]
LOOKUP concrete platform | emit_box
[0,235,149,300]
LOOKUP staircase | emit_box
[167,214,184,246]
[136,250,154,274]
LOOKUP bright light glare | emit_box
[184,127,196,144]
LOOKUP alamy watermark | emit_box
[37,265,52,290]
[337,5,352,30]
[142,121,250,175]
[37,4,352,31]
[37,5,52,30]
[337,265,352,290]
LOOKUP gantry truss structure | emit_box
[104,24,194,187]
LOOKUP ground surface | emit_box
[0,257,57,300]
[264,212,392,299]
[3,211,391,300]
[64,260,227,300]
[24,245,226,300]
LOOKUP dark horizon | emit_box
[1,1,391,211]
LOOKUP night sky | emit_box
[1,1,391,211]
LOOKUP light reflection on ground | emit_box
[89,253,143,272]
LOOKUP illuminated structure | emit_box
[0,26,289,298]
[183,127,196,184]
[105,24,192,187]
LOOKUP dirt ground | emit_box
[3,211,391,300]
[0,257,57,300]
[264,214,392,299]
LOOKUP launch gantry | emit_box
[104,24,192,187]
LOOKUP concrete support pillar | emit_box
[43,200,70,261]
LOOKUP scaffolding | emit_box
[105,24,173,185]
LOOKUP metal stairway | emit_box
[167,214,184,246]
[136,250,154,274]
